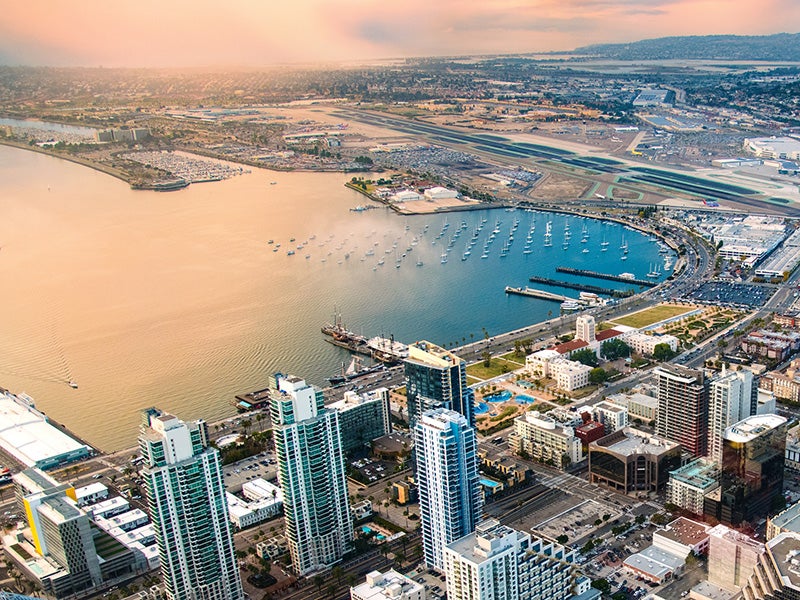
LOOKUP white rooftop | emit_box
[0,391,91,468]
[723,414,787,443]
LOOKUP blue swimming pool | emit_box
[516,394,535,404]
[362,526,373,534]
[474,401,490,414]
[480,478,502,488]
[484,390,512,403]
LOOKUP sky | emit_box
[1,0,798,67]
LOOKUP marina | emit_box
[0,144,672,449]
[555,266,658,288]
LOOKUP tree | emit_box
[312,575,325,593]
[571,348,598,367]
[482,350,492,368]
[589,367,608,385]
[601,338,631,360]
[556,534,569,544]
[592,579,611,594]
[653,343,677,362]
[331,566,343,586]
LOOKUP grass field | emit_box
[612,304,695,329]
[466,357,521,381]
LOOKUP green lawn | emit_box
[466,357,521,381]
[612,304,695,329]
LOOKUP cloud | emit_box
[0,0,797,66]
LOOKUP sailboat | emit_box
[543,221,553,247]
[647,263,661,278]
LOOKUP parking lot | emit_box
[687,281,774,308]
[223,453,278,492]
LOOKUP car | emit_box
[92,474,104,479]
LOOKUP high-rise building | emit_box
[328,387,392,455]
[140,409,243,600]
[708,367,756,463]
[443,519,582,600]
[415,408,481,571]
[707,524,765,593]
[654,365,708,457]
[404,341,473,428]
[270,374,352,575]
[741,532,800,600]
[705,414,788,527]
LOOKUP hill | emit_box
[573,33,800,61]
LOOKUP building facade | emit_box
[329,388,392,455]
[666,459,720,516]
[415,409,482,571]
[443,519,580,600]
[140,409,243,600]
[405,341,473,428]
[510,412,583,468]
[270,374,352,575]
[706,414,788,527]
[708,368,757,463]
[654,365,708,457]
[589,428,681,495]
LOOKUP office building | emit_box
[654,365,708,457]
[350,569,425,600]
[270,374,352,575]
[415,409,481,571]
[510,411,584,468]
[140,409,243,600]
[329,388,391,455]
[741,532,800,600]
[706,414,788,527]
[443,519,581,600]
[708,367,756,463]
[708,524,765,593]
[405,341,473,428]
[607,392,658,423]
[652,517,711,558]
[589,428,681,495]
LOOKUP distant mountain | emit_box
[573,33,800,61]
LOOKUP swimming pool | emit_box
[516,394,535,404]
[484,390,512,403]
[474,401,490,415]
[480,478,502,488]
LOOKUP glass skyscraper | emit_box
[139,409,243,600]
[270,374,352,575]
[404,341,473,429]
[415,408,482,571]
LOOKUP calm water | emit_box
[0,145,670,450]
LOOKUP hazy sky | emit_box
[1,0,798,67]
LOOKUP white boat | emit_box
[68,381,78,389]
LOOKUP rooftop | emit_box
[0,392,91,469]
[656,517,711,547]
[593,427,679,457]
[768,532,800,590]
[351,569,424,600]
[770,501,800,535]
[723,414,787,443]
[669,458,719,491]
[624,545,684,579]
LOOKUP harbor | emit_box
[527,275,634,298]
[555,266,657,287]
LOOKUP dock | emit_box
[528,276,634,298]
[555,267,656,288]
[504,286,571,302]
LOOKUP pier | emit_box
[504,286,571,302]
[527,276,634,298]
[555,267,656,288]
